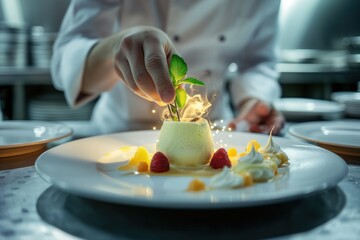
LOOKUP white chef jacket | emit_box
[51,0,281,134]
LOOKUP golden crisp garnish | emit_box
[276,152,289,164]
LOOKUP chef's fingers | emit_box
[265,109,285,135]
[143,37,175,103]
[227,98,262,130]
[127,45,162,102]
[249,109,285,135]
[116,59,151,101]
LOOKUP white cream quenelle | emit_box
[156,119,214,167]
[209,167,245,189]
[234,146,275,181]
[258,132,289,166]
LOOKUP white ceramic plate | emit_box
[274,98,345,119]
[0,121,72,157]
[289,121,360,149]
[35,130,347,209]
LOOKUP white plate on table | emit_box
[289,120,360,163]
[274,98,345,120]
[0,121,72,158]
[36,130,347,209]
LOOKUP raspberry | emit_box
[210,148,232,169]
[150,152,170,173]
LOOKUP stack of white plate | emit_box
[0,24,28,68]
[30,26,57,68]
[28,94,93,121]
[274,98,345,121]
[331,92,360,118]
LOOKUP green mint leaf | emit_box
[180,77,205,86]
[170,73,176,86]
[175,88,187,109]
[169,54,187,83]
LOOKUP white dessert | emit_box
[209,167,244,189]
[234,146,275,181]
[258,133,289,166]
[156,119,214,167]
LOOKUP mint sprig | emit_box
[167,54,205,121]
[169,54,187,84]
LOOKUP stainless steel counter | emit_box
[0,151,360,239]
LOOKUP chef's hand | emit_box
[83,26,176,105]
[228,98,285,135]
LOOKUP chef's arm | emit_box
[228,0,284,134]
[51,0,120,108]
[230,0,281,110]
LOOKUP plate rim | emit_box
[289,121,360,149]
[35,130,348,209]
[0,120,73,149]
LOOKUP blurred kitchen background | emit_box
[0,0,359,123]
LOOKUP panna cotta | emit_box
[156,119,214,167]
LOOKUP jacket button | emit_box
[173,35,180,42]
[218,35,226,42]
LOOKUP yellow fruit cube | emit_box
[187,179,206,192]
[227,147,237,157]
[137,161,149,173]
[245,140,261,153]
[128,146,151,166]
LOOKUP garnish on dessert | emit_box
[187,179,206,192]
[150,152,170,173]
[137,161,149,173]
[258,128,289,166]
[209,167,245,189]
[234,145,276,181]
[167,54,205,121]
[209,148,232,169]
[119,146,150,171]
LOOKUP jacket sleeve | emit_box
[51,0,120,108]
[230,0,281,108]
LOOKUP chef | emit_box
[51,0,284,135]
